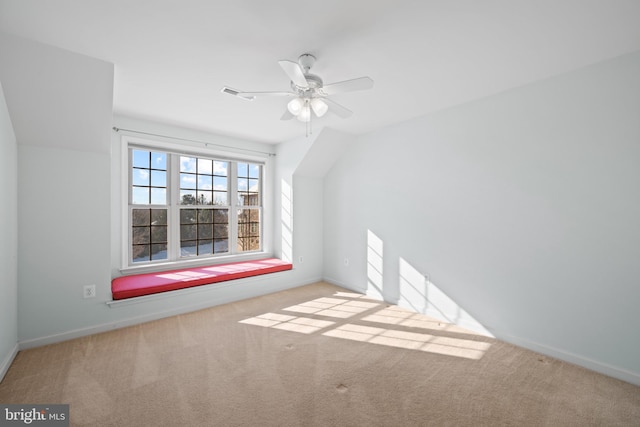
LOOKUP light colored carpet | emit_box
[1,282,639,426]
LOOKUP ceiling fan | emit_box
[222,53,374,123]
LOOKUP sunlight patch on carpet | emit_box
[239,291,491,360]
[323,324,490,359]
[239,312,334,334]
[282,297,379,319]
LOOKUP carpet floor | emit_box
[1,282,639,426]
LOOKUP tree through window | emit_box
[128,146,262,265]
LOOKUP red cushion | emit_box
[112,258,292,300]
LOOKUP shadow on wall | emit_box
[366,229,492,337]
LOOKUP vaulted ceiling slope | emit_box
[1,0,639,143]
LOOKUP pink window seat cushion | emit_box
[112,258,292,300]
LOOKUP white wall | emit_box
[274,132,324,279]
[0,32,325,348]
[0,32,114,343]
[0,80,18,381]
[323,51,640,384]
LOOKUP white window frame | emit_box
[120,135,269,273]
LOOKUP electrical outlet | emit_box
[83,285,96,299]
[344,258,349,267]
[298,256,304,264]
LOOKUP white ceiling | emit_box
[1,0,640,144]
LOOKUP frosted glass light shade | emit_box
[287,98,304,115]
[310,98,328,117]
[297,105,311,122]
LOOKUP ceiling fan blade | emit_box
[323,98,353,118]
[280,109,295,121]
[320,77,374,96]
[221,86,295,101]
[278,60,309,89]
[237,91,296,98]
[221,86,255,100]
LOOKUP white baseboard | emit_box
[322,277,364,294]
[496,332,640,387]
[0,343,19,384]
[322,277,640,387]
[19,276,322,350]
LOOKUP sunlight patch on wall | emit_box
[366,230,384,300]
[281,179,293,263]
[398,257,493,337]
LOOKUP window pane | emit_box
[198,158,213,174]
[213,209,228,223]
[151,188,166,205]
[237,208,260,252]
[151,225,167,243]
[132,226,150,244]
[150,209,167,225]
[198,209,213,223]
[198,175,212,190]
[198,240,213,255]
[152,152,166,169]
[132,245,150,263]
[132,209,150,226]
[180,209,196,224]
[237,237,260,252]
[180,156,196,173]
[198,224,213,239]
[238,163,248,177]
[197,191,212,205]
[132,150,149,168]
[214,161,228,176]
[238,178,248,192]
[214,192,227,205]
[180,190,196,205]
[132,168,150,186]
[249,164,260,178]
[214,239,229,253]
[239,192,259,206]
[180,173,197,189]
[214,224,228,239]
[213,176,227,191]
[181,224,197,240]
[181,242,197,257]
[151,243,167,260]
[151,170,166,187]
[131,207,168,263]
[132,187,150,204]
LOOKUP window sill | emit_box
[119,251,274,276]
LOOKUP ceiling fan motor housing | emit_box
[292,73,323,93]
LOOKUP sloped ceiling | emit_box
[1,0,639,144]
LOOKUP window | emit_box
[127,143,263,266]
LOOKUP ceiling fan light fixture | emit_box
[287,97,304,115]
[310,98,328,117]
[297,104,311,122]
